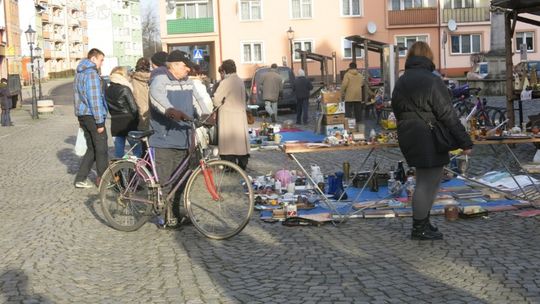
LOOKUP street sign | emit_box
[193,49,203,60]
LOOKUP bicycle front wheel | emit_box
[100,160,154,232]
[184,160,254,240]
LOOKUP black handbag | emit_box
[413,109,460,153]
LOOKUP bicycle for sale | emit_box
[98,110,254,240]
[452,87,506,127]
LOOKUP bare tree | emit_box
[141,3,162,58]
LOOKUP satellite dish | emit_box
[448,19,457,32]
[367,22,377,34]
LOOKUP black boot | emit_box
[427,214,438,232]
[411,218,443,240]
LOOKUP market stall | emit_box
[251,129,540,224]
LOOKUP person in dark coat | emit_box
[391,41,473,240]
[0,78,12,127]
[105,66,141,158]
[294,69,313,125]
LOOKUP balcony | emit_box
[388,7,438,27]
[52,15,65,25]
[167,18,214,35]
[442,7,490,23]
[44,49,52,59]
[83,36,88,44]
[42,13,50,22]
[79,20,87,27]
[43,31,51,39]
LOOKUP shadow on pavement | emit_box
[0,269,52,303]
[83,194,110,227]
[57,136,81,175]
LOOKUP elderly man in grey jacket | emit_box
[149,50,196,227]
[260,63,283,122]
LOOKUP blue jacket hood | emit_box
[77,59,98,73]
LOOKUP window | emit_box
[240,0,261,20]
[341,0,362,16]
[293,40,313,60]
[450,34,481,54]
[342,38,364,59]
[516,32,534,52]
[241,42,263,63]
[443,0,473,9]
[396,35,427,56]
[391,0,423,10]
[177,0,212,19]
[291,0,312,19]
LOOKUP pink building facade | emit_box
[159,0,540,80]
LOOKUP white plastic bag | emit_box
[534,149,540,163]
[74,128,87,156]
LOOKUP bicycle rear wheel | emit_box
[100,160,154,232]
[184,160,254,240]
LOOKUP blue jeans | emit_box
[114,136,142,158]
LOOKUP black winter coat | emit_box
[294,76,313,100]
[391,56,473,168]
[105,83,139,137]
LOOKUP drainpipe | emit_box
[216,0,223,75]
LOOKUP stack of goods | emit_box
[320,89,347,136]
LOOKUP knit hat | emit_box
[167,50,194,69]
[151,51,168,67]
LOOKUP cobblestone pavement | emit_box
[0,84,540,303]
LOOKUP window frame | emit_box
[342,38,364,59]
[292,39,314,61]
[515,31,535,53]
[444,0,474,9]
[239,0,263,21]
[289,0,313,19]
[340,0,363,17]
[395,35,428,57]
[240,41,265,64]
[391,0,425,11]
[449,33,481,55]
[176,0,213,19]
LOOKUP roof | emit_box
[491,0,540,14]
[344,35,406,53]
[295,50,332,62]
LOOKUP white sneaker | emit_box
[75,180,93,189]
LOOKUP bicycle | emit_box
[452,87,506,127]
[98,112,255,240]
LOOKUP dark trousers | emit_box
[412,166,444,220]
[296,98,309,124]
[221,154,249,171]
[345,102,363,122]
[1,109,11,126]
[154,147,188,219]
[75,116,109,183]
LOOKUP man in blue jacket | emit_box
[149,50,196,227]
[73,48,108,188]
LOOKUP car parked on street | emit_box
[249,66,296,112]
[359,67,383,86]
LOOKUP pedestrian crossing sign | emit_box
[193,49,204,60]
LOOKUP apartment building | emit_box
[159,0,540,80]
[3,0,21,77]
[28,0,89,78]
[87,0,143,74]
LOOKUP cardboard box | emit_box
[321,91,341,103]
[346,118,356,130]
[323,124,346,136]
[322,102,345,115]
[322,114,346,125]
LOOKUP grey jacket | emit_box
[149,70,196,149]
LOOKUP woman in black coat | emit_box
[391,41,473,240]
[105,67,141,158]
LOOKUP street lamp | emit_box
[25,25,38,119]
[286,26,295,70]
[34,46,43,99]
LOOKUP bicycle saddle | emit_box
[128,130,155,140]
